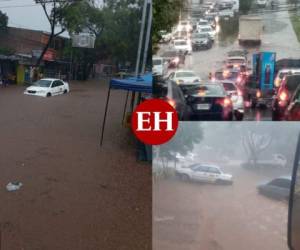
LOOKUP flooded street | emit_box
[0,80,151,250]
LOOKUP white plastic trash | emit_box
[6,182,23,192]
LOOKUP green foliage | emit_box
[153,0,183,52]
[0,10,8,33]
[155,123,203,162]
[0,47,14,55]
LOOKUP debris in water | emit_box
[6,182,23,192]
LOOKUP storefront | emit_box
[0,55,18,84]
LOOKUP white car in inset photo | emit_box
[24,78,70,97]
[176,164,233,184]
[168,70,201,85]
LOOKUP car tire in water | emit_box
[46,93,51,97]
[181,174,190,182]
[63,89,67,94]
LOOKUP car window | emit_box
[222,82,237,91]
[176,72,196,78]
[207,167,221,174]
[286,76,300,92]
[269,178,291,188]
[56,80,64,86]
[153,59,162,66]
[186,84,225,96]
[35,79,52,87]
[175,41,187,46]
[51,81,58,88]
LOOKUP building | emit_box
[0,27,71,84]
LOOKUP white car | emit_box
[197,19,210,30]
[173,39,192,54]
[24,78,70,97]
[257,0,267,6]
[197,25,216,40]
[274,68,300,88]
[152,57,168,76]
[168,70,201,85]
[176,164,233,184]
[220,80,244,120]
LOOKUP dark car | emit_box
[161,50,186,68]
[191,33,212,51]
[272,74,300,120]
[285,84,300,121]
[257,176,291,201]
[153,78,191,121]
[185,82,233,121]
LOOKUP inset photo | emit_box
[153,0,300,121]
[153,122,300,250]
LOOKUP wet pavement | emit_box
[158,0,300,121]
[0,80,151,250]
[153,162,290,250]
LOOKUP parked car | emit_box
[256,0,267,7]
[220,80,244,120]
[257,176,291,201]
[153,78,191,120]
[176,164,233,184]
[272,74,300,120]
[168,70,201,85]
[191,32,213,51]
[285,84,300,121]
[152,56,168,77]
[173,39,192,54]
[274,68,300,88]
[185,81,234,120]
[24,78,70,97]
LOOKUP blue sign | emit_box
[253,52,276,90]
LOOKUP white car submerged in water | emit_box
[24,78,70,97]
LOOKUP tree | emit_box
[152,0,183,53]
[0,10,8,34]
[154,123,203,177]
[34,0,86,66]
[242,130,272,168]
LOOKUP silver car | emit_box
[220,80,244,121]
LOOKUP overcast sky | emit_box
[0,0,103,37]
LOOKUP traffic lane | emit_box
[153,165,289,250]
[0,82,151,250]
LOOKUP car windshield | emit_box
[201,28,211,32]
[222,82,236,91]
[228,59,245,64]
[187,84,225,96]
[199,21,208,25]
[193,33,207,39]
[176,72,196,78]
[163,51,177,57]
[286,75,300,92]
[175,41,187,46]
[153,59,162,66]
[34,79,52,87]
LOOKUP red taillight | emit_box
[279,91,288,102]
[256,90,262,98]
[217,98,232,107]
[237,76,242,83]
[166,98,176,108]
[223,98,232,107]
